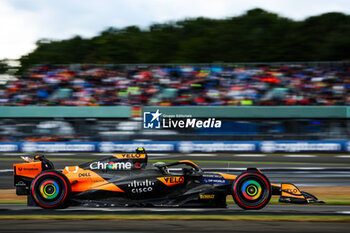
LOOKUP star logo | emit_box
[150,109,162,122]
[143,109,162,129]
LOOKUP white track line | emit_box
[91,153,116,156]
[284,155,316,158]
[149,153,168,156]
[233,154,266,157]
[0,169,12,173]
[336,155,350,158]
[1,153,30,156]
[187,154,217,157]
[281,167,328,170]
[337,211,350,214]
[59,207,209,212]
[148,154,171,157]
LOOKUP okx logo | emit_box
[143,109,162,129]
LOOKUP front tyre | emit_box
[30,170,71,209]
[232,172,271,210]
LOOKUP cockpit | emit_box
[153,160,203,176]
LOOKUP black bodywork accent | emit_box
[15,149,324,208]
[70,167,231,208]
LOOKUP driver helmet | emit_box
[154,162,169,174]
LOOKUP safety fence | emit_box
[0,141,349,153]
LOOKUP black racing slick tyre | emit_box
[232,172,271,210]
[30,170,71,209]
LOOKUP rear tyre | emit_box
[232,172,271,210]
[30,170,71,209]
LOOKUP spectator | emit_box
[1,64,349,106]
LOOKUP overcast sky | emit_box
[1,0,349,60]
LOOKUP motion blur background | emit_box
[1,2,350,232]
[0,1,350,152]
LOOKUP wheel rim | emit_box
[242,180,262,200]
[233,172,271,209]
[39,180,60,200]
[31,172,69,208]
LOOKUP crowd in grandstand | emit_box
[0,64,349,106]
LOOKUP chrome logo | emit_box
[39,180,59,199]
[90,161,132,170]
[241,180,262,200]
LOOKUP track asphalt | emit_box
[0,204,349,216]
[1,153,350,232]
[0,220,349,233]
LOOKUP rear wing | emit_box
[13,155,54,195]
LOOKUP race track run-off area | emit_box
[0,152,350,232]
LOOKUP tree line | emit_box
[19,8,350,72]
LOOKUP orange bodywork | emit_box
[281,183,303,198]
[157,176,185,187]
[62,166,124,192]
[113,153,146,159]
[216,173,237,180]
[13,161,42,178]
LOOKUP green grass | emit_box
[317,197,350,205]
[0,201,26,204]
[0,214,349,222]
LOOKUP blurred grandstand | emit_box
[1,63,350,107]
[1,8,350,145]
[0,63,349,143]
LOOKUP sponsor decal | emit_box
[200,194,215,199]
[92,179,105,183]
[143,109,162,129]
[347,141,350,152]
[0,144,18,152]
[284,188,299,194]
[143,109,221,129]
[178,141,256,153]
[17,167,39,171]
[22,168,39,171]
[201,177,228,185]
[89,161,132,170]
[128,179,155,193]
[99,142,174,152]
[260,141,276,153]
[78,172,91,178]
[0,141,345,153]
[162,118,221,129]
[260,141,341,153]
[22,142,95,153]
[157,176,184,186]
[99,142,115,152]
[65,166,79,173]
[114,153,146,159]
[202,174,223,178]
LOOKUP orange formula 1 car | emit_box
[13,148,324,209]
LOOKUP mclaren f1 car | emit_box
[13,148,324,209]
